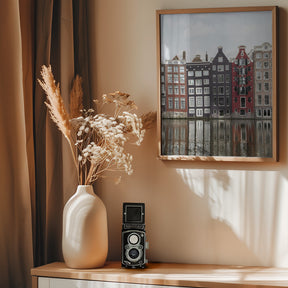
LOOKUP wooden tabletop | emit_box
[31,261,288,288]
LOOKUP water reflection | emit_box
[161,119,272,157]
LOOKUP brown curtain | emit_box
[0,0,92,287]
[33,0,93,268]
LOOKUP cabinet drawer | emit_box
[39,277,187,288]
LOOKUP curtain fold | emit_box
[0,1,34,287]
[0,0,92,286]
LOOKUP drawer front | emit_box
[38,277,187,288]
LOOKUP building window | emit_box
[161,75,165,83]
[179,66,185,73]
[239,77,246,85]
[264,52,269,58]
[212,65,216,71]
[265,95,269,105]
[256,83,262,92]
[180,86,185,95]
[168,97,173,109]
[189,97,195,107]
[257,109,262,117]
[219,97,225,106]
[226,96,230,105]
[256,71,262,80]
[168,85,173,95]
[196,88,203,95]
[196,109,203,117]
[213,87,217,95]
[256,52,262,59]
[264,82,269,91]
[174,98,179,109]
[263,62,269,69]
[167,74,172,83]
[204,108,210,114]
[213,75,217,83]
[240,97,246,107]
[218,65,224,72]
[264,71,269,80]
[161,66,165,73]
[225,64,230,71]
[256,61,262,69]
[161,84,165,93]
[239,59,246,66]
[180,74,185,83]
[162,97,166,106]
[173,74,179,83]
[173,66,178,73]
[257,95,262,105]
[188,88,194,95]
[188,79,194,86]
[188,71,194,77]
[189,108,195,114]
[203,78,209,85]
[167,66,172,73]
[225,74,230,83]
[204,87,210,94]
[196,96,203,107]
[180,98,186,109]
[195,71,202,77]
[203,70,209,76]
[174,86,179,95]
[240,87,247,95]
[195,79,202,86]
[225,86,230,95]
[218,74,224,83]
[267,109,271,117]
[240,68,247,75]
[204,96,210,106]
[218,86,224,95]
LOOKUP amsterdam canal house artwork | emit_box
[157,7,277,161]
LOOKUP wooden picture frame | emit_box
[156,6,278,162]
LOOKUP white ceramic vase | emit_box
[62,185,108,268]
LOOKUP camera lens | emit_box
[128,248,139,259]
[128,234,139,245]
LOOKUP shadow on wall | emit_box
[175,168,288,267]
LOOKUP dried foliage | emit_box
[140,111,157,130]
[39,65,154,185]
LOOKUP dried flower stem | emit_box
[38,65,79,181]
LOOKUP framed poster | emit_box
[156,6,278,162]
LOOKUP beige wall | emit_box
[88,0,288,267]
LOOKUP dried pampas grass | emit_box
[70,75,83,118]
[38,65,71,142]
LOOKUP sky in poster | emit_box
[160,11,272,63]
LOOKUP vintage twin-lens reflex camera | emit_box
[121,203,148,268]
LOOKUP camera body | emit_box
[121,203,148,268]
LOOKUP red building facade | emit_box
[163,55,187,119]
[232,46,254,118]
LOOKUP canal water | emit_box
[161,119,272,157]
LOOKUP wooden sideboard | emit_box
[31,261,288,288]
